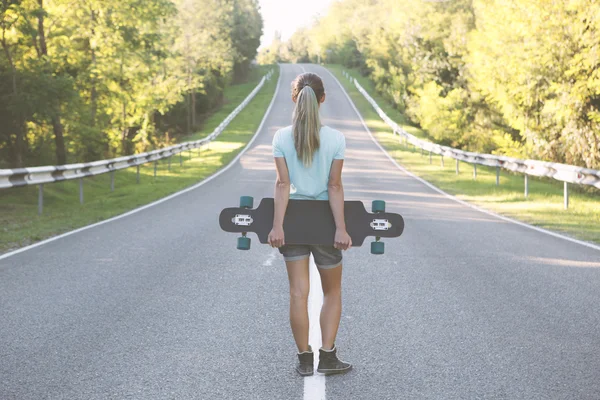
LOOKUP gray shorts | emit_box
[278,244,343,269]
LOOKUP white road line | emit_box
[263,250,277,267]
[304,257,326,400]
[323,67,600,253]
[0,66,283,262]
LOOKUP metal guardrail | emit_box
[342,70,600,209]
[0,69,274,214]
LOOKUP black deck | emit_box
[219,198,404,247]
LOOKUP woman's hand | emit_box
[334,229,352,250]
[268,226,285,248]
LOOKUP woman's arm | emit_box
[268,157,290,247]
[328,159,352,250]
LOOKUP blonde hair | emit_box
[291,73,325,167]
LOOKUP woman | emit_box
[268,72,352,376]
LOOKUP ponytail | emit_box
[290,72,325,167]
[292,85,321,166]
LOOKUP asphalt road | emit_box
[1,64,600,400]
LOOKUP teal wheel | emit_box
[237,236,251,250]
[372,200,386,213]
[371,241,385,255]
[240,196,254,209]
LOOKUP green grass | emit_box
[328,64,600,245]
[184,66,272,142]
[0,65,279,255]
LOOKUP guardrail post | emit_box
[564,182,569,209]
[154,161,158,179]
[429,151,432,164]
[180,152,183,167]
[110,171,115,192]
[456,159,459,175]
[524,175,529,198]
[136,165,140,183]
[79,178,84,204]
[168,156,172,172]
[441,155,444,168]
[38,184,43,215]
[473,164,477,179]
[496,167,500,186]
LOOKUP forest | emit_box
[259,0,600,169]
[0,0,262,168]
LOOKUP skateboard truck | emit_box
[233,214,253,226]
[237,196,254,250]
[371,200,386,255]
[370,219,391,230]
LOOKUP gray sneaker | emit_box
[317,345,352,375]
[296,346,314,376]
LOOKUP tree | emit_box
[469,0,600,167]
[0,0,263,167]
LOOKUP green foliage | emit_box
[413,82,470,147]
[492,133,532,160]
[282,28,312,64]
[469,0,600,168]
[231,0,262,82]
[0,0,263,167]
[281,0,600,168]
[257,31,284,65]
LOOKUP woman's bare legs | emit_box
[285,258,311,353]
[317,264,343,350]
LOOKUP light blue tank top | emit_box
[272,125,346,200]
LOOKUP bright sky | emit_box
[258,0,334,49]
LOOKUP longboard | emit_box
[219,197,404,254]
